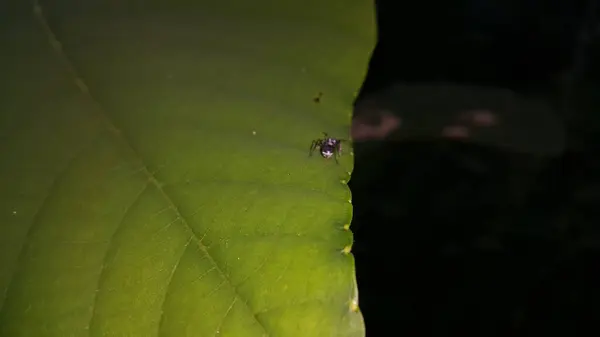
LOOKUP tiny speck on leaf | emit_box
[313,92,323,103]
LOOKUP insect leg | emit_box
[309,140,318,156]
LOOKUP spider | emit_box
[309,132,346,163]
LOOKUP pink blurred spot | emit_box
[351,111,401,141]
[470,109,497,127]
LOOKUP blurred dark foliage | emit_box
[349,0,600,335]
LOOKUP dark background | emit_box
[349,0,600,335]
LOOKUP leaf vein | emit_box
[172,179,344,202]
[254,296,340,317]
[33,2,268,334]
[87,183,149,333]
[0,131,97,314]
[213,297,237,337]
[156,236,193,336]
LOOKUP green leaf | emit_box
[0,1,374,336]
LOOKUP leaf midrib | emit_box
[33,1,269,335]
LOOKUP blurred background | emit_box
[349,0,600,335]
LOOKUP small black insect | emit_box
[309,132,345,163]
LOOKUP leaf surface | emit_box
[0,1,374,336]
